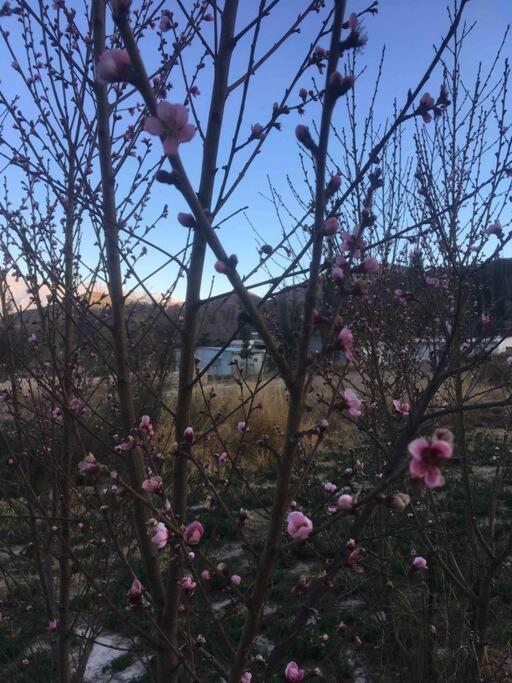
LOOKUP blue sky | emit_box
[2,0,511,301]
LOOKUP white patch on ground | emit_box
[83,633,145,682]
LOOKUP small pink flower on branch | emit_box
[178,212,196,228]
[151,522,169,549]
[412,556,428,571]
[144,102,196,155]
[361,256,379,274]
[285,661,305,682]
[485,219,503,238]
[78,453,101,475]
[322,216,339,236]
[180,576,197,592]
[250,123,264,140]
[48,619,59,631]
[183,520,204,545]
[339,388,362,417]
[336,326,354,361]
[332,266,345,283]
[241,673,252,683]
[328,72,354,98]
[127,578,143,605]
[139,414,154,437]
[295,124,316,153]
[237,421,247,433]
[323,482,337,494]
[96,49,132,85]
[287,511,313,541]
[408,435,453,488]
[326,173,341,196]
[184,426,194,444]
[337,493,354,511]
[142,475,163,494]
[417,92,435,123]
[230,574,241,587]
[392,399,410,416]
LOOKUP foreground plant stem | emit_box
[92,0,164,622]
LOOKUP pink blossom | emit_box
[412,556,428,571]
[336,326,354,361]
[393,399,410,416]
[323,216,339,236]
[140,415,154,437]
[329,72,354,97]
[230,574,241,587]
[48,619,58,631]
[341,229,367,257]
[287,511,313,541]
[142,475,163,494]
[127,578,143,602]
[250,123,264,139]
[27,333,38,345]
[331,266,346,288]
[419,92,435,123]
[481,313,490,325]
[144,102,196,155]
[241,674,252,683]
[237,421,247,433]
[159,13,172,32]
[178,212,196,228]
[217,451,228,463]
[337,494,354,511]
[184,426,194,443]
[285,661,305,682]
[96,49,132,85]
[361,256,379,274]
[214,260,227,273]
[52,407,62,418]
[425,276,440,287]
[348,12,358,30]
[485,219,503,237]
[340,388,362,417]
[394,289,411,305]
[78,453,100,475]
[201,569,211,581]
[326,173,341,194]
[408,436,453,488]
[180,576,197,592]
[68,398,82,412]
[151,522,169,549]
[183,520,204,545]
[323,482,337,494]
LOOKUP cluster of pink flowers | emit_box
[408,430,453,488]
[144,102,196,155]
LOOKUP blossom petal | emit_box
[424,467,444,489]
[144,116,164,136]
[408,437,429,460]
